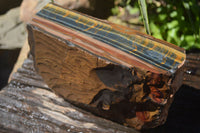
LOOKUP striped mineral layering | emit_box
[31,3,186,74]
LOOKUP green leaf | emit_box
[126,0,131,5]
[158,14,167,21]
[170,11,177,18]
[156,7,162,13]
[111,7,120,15]
[167,28,179,44]
[167,20,178,29]
[150,22,163,39]
[126,5,139,15]
[181,35,195,49]
[182,2,190,10]
[185,35,195,43]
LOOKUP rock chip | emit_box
[0,7,26,49]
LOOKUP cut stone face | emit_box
[28,3,186,130]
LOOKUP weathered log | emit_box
[28,3,186,130]
[183,53,200,89]
[0,56,138,133]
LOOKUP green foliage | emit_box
[111,0,200,50]
[110,0,142,27]
[148,0,200,50]
[111,0,140,16]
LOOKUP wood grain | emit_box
[183,53,200,89]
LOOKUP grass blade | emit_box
[138,0,151,35]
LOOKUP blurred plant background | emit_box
[109,0,200,50]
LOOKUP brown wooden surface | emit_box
[28,24,185,130]
[183,53,200,89]
[0,55,138,133]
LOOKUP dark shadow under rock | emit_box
[142,85,200,133]
[0,49,20,89]
[0,0,22,15]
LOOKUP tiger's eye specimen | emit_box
[28,3,186,130]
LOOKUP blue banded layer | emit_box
[34,3,186,73]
